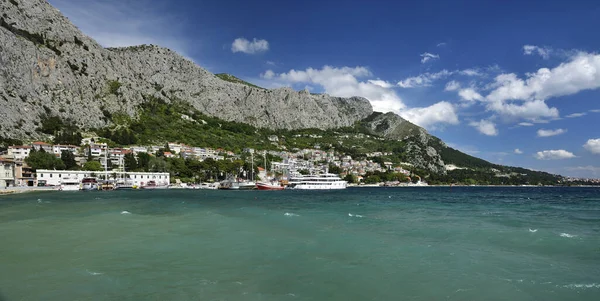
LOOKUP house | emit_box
[31,141,53,152]
[163,152,175,158]
[0,158,15,188]
[7,146,31,161]
[167,143,182,154]
[268,135,279,142]
[14,161,34,186]
[53,144,79,156]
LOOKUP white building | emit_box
[7,146,31,161]
[0,159,15,188]
[36,169,170,187]
[53,145,79,156]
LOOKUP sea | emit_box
[0,187,599,301]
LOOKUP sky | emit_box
[48,0,600,178]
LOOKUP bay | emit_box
[1,187,599,300]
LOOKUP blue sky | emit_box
[49,0,600,178]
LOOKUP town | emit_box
[0,136,416,190]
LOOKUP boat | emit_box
[81,177,99,190]
[256,181,284,190]
[199,182,220,190]
[141,180,168,190]
[59,177,81,191]
[287,173,347,190]
[115,179,135,190]
[99,181,115,191]
[256,151,284,190]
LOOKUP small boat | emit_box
[81,177,99,191]
[59,177,81,191]
[99,181,115,191]
[199,182,220,190]
[256,181,284,190]
[115,181,135,190]
[141,180,168,190]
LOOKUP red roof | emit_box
[10,145,31,149]
[32,141,51,145]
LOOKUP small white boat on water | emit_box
[81,178,99,191]
[59,177,81,191]
[199,182,220,190]
[141,180,168,190]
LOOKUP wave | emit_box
[86,270,103,276]
[121,211,132,215]
[561,283,600,289]
[348,213,364,218]
[559,233,576,238]
[284,213,299,217]
[529,229,538,233]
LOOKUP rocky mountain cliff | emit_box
[0,0,372,138]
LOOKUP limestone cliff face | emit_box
[0,0,372,138]
[363,112,447,174]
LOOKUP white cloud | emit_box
[263,66,460,130]
[398,68,484,88]
[398,70,452,88]
[566,166,600,176]
[486,52,600,103]
[537,128,567,137]
[48,0,193,59]
[265,66,405,113]
[231,38,269,54]
[523,45,551,59]
[436,42,447,47]
[445,81,461,91]
[399,101,459,129]
[566,112,587,118]
[590,109,600,113]
[420,52,440,63]
[459,69,483,76]
[514,148,523,154]
[469,119,498,136]
[261,69,275,79]
[458,88,484,101]
[584,138,600,154]
[266,61,276,66]
[487,99,559,122]
[368,79,393,89]
[518,122,534,126]
[534,150,576,160]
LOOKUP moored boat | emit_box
[256,181,284,190]
[81,177,99,191]
[141,180,168,190]
[59,177,81,191]
[287,173,347,190]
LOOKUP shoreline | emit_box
[0,187,58,196]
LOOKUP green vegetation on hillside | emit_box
[215,73,265,89]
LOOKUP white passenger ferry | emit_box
[59,177,81,191]
[287,173,347,190]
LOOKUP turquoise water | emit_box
[1,187,599,300]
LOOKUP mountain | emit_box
[0,0,372,137]
[0,0,562,184]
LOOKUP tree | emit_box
[83,160,103,171]
[343,174,355,184]
[148,157,167,172]
[137,152,151,171]
[124,153,137,172]
[328,164,342,175]
[25,148,65,171]
[60,150,78,170]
